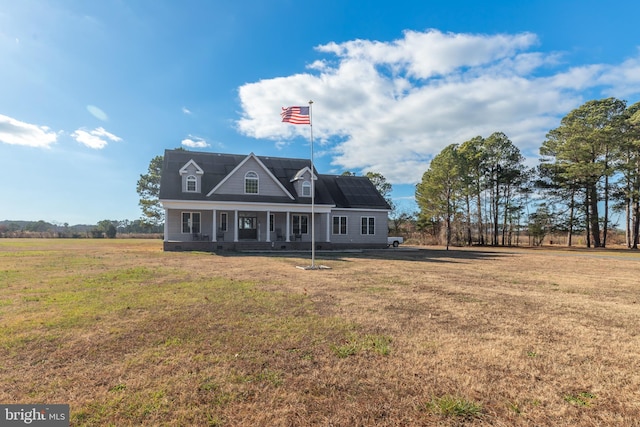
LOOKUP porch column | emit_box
[326,212,331,242]
[163,209,169,241]
[234,210,239,242]
[212,209,217,242]
[286,211,291,242]
[266,210,271,242]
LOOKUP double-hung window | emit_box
[182,212,201,234]
[302,181,311,197]
[186,175,197,192]
[292,215,308,234]
[245,171,258,194]
[361,216,375,235]
[332,216,347,235]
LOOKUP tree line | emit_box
[0,219,163,238]
[415,97,640,249]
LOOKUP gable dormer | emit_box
[179,159,204,193]
[207,153,295,199]
[290,166,316,198]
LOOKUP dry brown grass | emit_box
[1,239,640,426]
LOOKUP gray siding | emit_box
[180,163,202,193]
[292,169,313,197]
[166,209,213,242]
[329,209,387,245]
[162,150,392,251]
[215,157,287,197]
[166,209,339,243]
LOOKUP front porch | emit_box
[164,206,335,247]
[161,203,390,252]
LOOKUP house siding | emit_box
[165,208,387,249]
[292,170,313,197]
[165,209,333,244]
[330,209,388,245]
[214,157,287,197]
[180,163,202,193]
[166,209,213,242]
[160,150,391,252]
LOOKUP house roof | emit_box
[159,149,391,210]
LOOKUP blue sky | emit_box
[1,0,640,224]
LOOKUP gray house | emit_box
[159,149,391,251]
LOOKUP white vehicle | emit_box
[387,236,403,247]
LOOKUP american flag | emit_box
[281,106,310,125]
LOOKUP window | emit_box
[361,217,375,235]
[302,181,311,197]
[219,213,228,232]
[292,214,308,234]
[186,175,197,192]
[332,216,347,235]
[245,171,258,194]
[182,212,201,234]
[269,214,275,232]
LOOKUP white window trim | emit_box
[186,175,198,192]
[360,216,375,235]
[302,181,311,197]
[244,171,259,194]
[292,214,309,235]
[332,216,348,235]
[182,211,201,234]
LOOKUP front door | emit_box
[238,216,257,240]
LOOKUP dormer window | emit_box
[179,159,203,194]
[245,171,259,194]
[186,175,197,192]
[302,181,311,197]
[290,167,315,198]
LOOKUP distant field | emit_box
[1,239,639,426]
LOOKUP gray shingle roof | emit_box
[159,149,391,210]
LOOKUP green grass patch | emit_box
[564,392,596,406]
[331,333,392,357]
[425,395,483,419]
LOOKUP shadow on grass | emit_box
[336,247,513,263]
[213,246,513,264]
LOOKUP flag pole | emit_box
[309,100,315,269]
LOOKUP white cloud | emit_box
[182,106,192,115]
[597,53,640,97]
[71,127,122,149]
[316,30,539,80]
[181,135,209,148]
[0,114,58,148]
[236,29,640,185]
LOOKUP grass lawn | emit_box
[1,238,640,426]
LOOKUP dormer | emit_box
[179,159,204,193]
[207,153,295,200]
[290,166,315,198]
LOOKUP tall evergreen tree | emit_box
[540,98,626,247]
[483,132,525,246]
[136,155,164,226]
[459,136,486,245]
[616,101,640,248]
[415,144,464,250]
